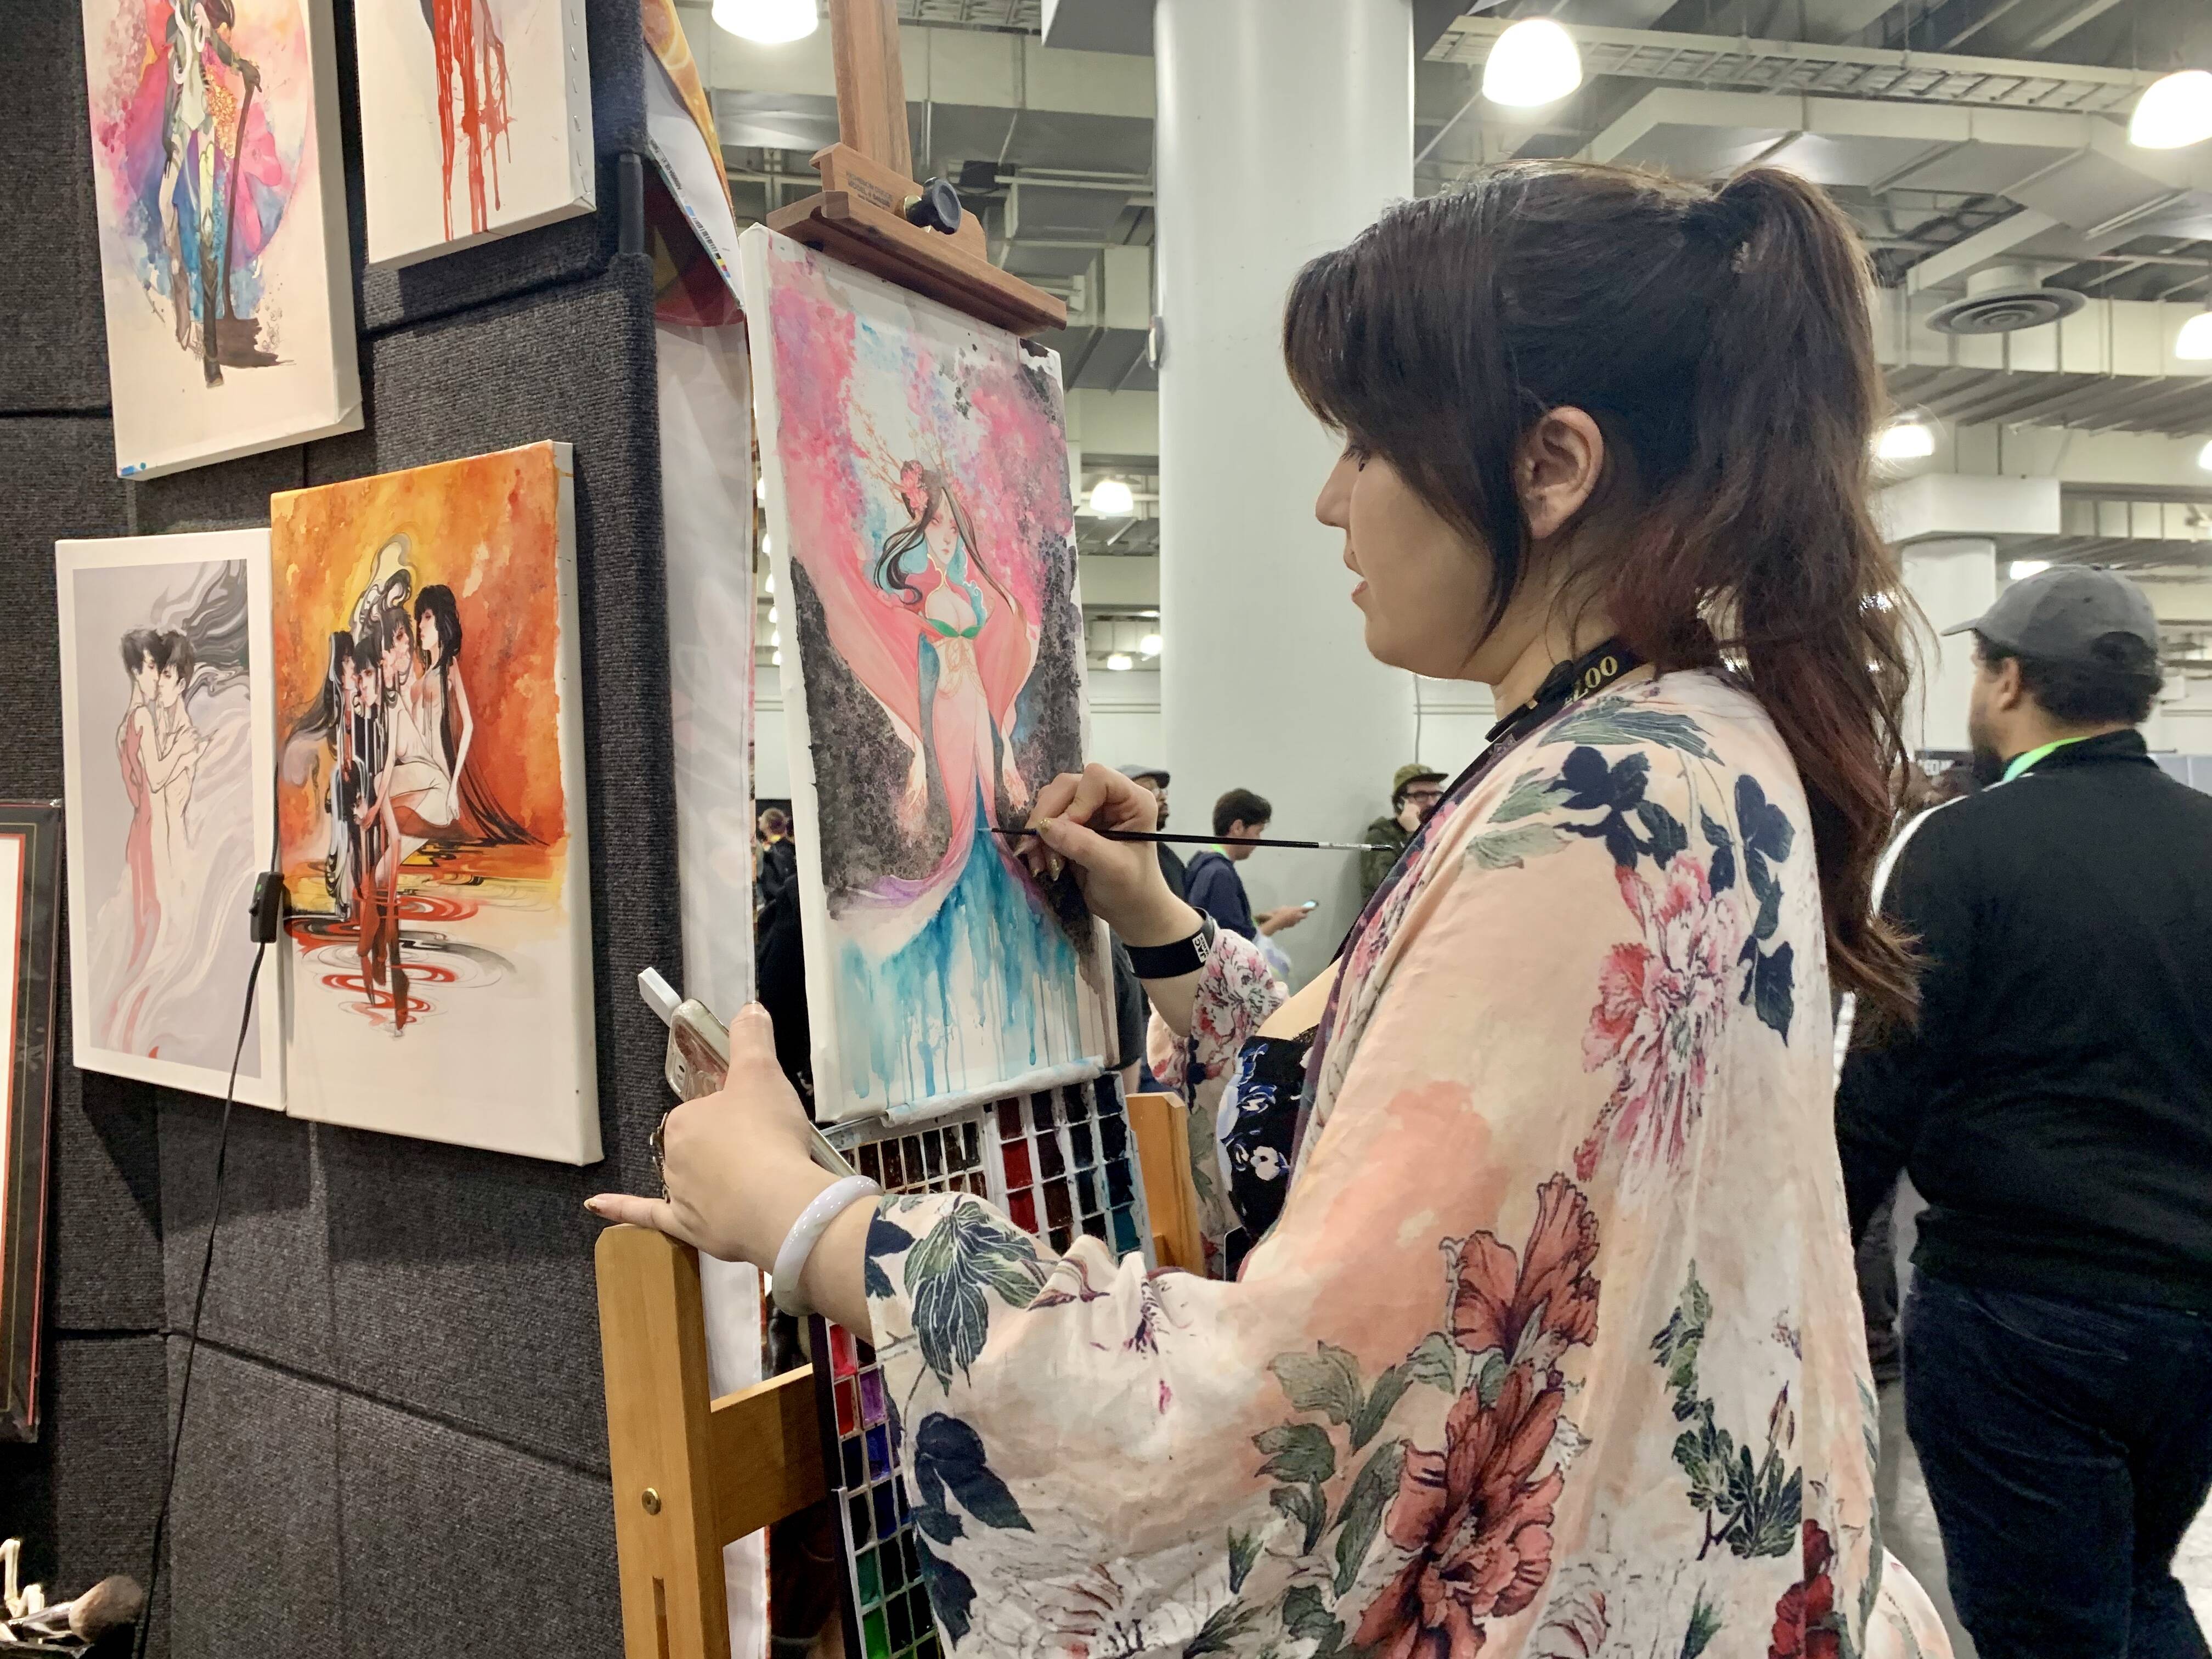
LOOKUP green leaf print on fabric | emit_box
[1547,702,1722,761]
[905,1202,1049,1388]
[1652,1265,1803,1561]
[1256,1423,1339,1486]
[1186,1600,1265,1658]
[1466,822,1573,871]
[1680,1588,1724,1658]
[1492,768,1565,824]
[1268,1480,1329,1555]
[1333,1441,1405,1597]
[1269,1344,1363,1426]
[1228,1530,1262,1594]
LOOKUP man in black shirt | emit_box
[1838,566,2212,1657]
[1122,764,1187,901]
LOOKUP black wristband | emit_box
[1126,912,1217,979]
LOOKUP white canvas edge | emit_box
[108,0,364,482]
[53,530,286,1110]
[733,227,1111,1124]
[270,443,602,1164]
[361,0,597,271]
[735,228,851,1121]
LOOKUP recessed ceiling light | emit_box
[1874,416,1936,461]
[1138,633,1163,657]
[1105,652,1133,672]
[2009,560,2051,580]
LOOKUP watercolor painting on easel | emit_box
[354,0,595,269]
[738,226,1109,1123]
[269,442,599,1164]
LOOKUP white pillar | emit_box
[1901,537,1997,754]
[1154,0,1414,979]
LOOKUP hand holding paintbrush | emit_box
[1007,765,1211,948]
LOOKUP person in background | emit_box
[755,806,797,911]
[1121,764,1186,901]
[1838,566,2212,1658]
[1184,787,1308,943]
[1361,762,1446,900]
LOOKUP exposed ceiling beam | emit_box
[2022,0,2127,53]
[1905,206,2060,289]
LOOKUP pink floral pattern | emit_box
[1577,857,1746,1181]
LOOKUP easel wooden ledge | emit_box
[595,7,1077,1656]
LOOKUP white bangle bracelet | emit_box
[771,1175,882,1319]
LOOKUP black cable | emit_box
[131,934,269,1659]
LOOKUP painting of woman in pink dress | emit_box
[748,228,1108,1119]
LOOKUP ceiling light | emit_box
[713,0,817,44]
[2177,310,2212,362]
[764,573,775,594]
[1873,416,1936,461]
[2009,560,2051,580]
[755,476,768,501]
[1483,19,1582,108]
[1138,633,1163,657]
[770,629,781,647]
[1105,652,1133,672]
[772,649,783,667]
[768,606,778,624]
[2128,69,2212,150]
[2197,437,2212,472]
[761,535,772,555]
[1088,478,1134,516]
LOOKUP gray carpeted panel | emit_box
[301,256,674,1468]
[128,446,307,536]
[159,1100,331,1376]
[337,1390,622,1659]
[324,1127,612,1469]
[0,1335,170,1628]
[163,1343,340,1659]
[342,0,646,336]
[0,417,127,797]
[0,6,109,413]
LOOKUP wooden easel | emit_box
[595,7,1074,1657]
[766,0,1066,337]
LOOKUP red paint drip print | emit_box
[430,0,513,242]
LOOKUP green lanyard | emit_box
[2001,734,2094,783]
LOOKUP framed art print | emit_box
[54,531,284,1108]
[0,802,63,1441]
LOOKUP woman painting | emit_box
[873,461,1036,828]
[598,163,1953,1659]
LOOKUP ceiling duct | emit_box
[1926,263,2090,334]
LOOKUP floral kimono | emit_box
[862,669,1951,1659]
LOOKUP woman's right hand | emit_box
[1020,764,1196,947]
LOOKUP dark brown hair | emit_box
[1284,160,1916,1033]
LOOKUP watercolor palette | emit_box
[809,1077,1152,1659]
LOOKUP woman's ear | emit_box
[1516,408,1605,541]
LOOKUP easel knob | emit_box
[904,178,963,236]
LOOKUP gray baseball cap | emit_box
[1121,763,1170,784]
[1941,566,2159,667]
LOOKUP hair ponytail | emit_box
[1285,160,1918,1036]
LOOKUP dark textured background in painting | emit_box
[0,2,675,1655]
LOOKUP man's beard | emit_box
[1966,707,2006,787]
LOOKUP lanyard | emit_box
[2000,733,2093,783]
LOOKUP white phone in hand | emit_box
[637,968,858,1180]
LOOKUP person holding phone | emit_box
[592,161,1949,1659]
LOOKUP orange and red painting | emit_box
[270,441,599,1163]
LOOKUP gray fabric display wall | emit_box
[0,4,685,1653]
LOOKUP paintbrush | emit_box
[991,826,1384,854]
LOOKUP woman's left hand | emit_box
[586,1004,833,1268]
